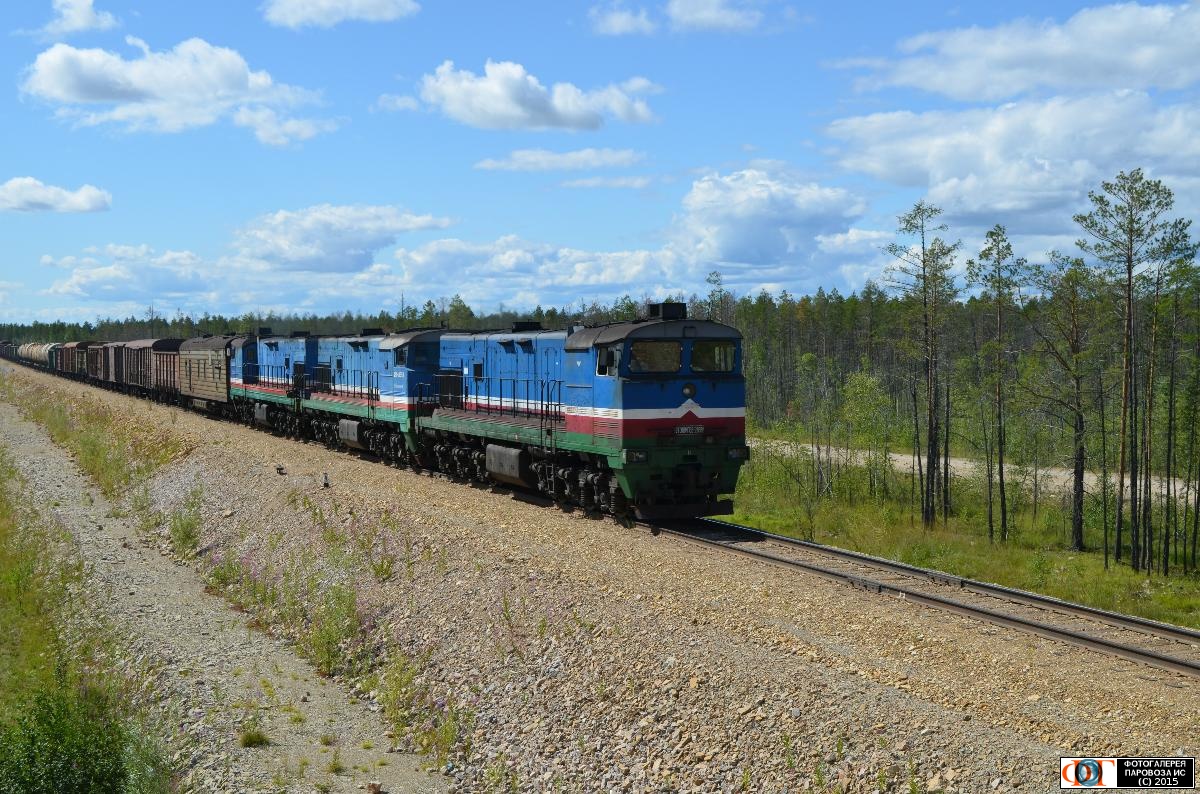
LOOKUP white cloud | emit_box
[232,204,453,272]
[589,3,657,34]
[0,177,110,212]
[262,0,420,29]
[674,167,865,265]
[41,254,99,268]
[41,0,117,38]
[828,92,1200,231]
[373,93,420,112]
[233,107,338,146]
[418,60,658,130]
[44,245,208,301]
[390,235,681,307]
[666,0,762,31]
[475,148,644,171]
[851,3,1200,101]
[815,228,892,254]
[562,176,652,189]
[22,37,333,145]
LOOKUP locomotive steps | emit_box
[1,363,1196,792]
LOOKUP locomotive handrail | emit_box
[305,365,380,402]
[425,374,565,422]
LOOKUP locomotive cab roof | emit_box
[564,318,740,351]
[379,328,445,350]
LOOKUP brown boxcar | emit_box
[85,343,108,381]
[178,335,243,407]
[123,338,183,395]
[153,344,182,395]
[56,341,79,374]
[102,341,125,385]
[76,341,98,376]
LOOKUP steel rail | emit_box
[652,522,1200,679]
[699,518,1200,647]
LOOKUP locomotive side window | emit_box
[394,347,407,367]
[336,357,344,371]
[692,340,736,372]
[628,341,681,373]
[596,344,621,376]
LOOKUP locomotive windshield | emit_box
[691,340,736,372]
[628,340,681,373]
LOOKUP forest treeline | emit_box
[4,169,1198,577]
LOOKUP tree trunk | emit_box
[1032,430,1040,527]
[1100,366,1110,569]
[912,384,921,522]
[1131,349,1141,571]
[1116,251,1134,566]
[1164,294,1179,575]
[943,381,951,524]
[1143,274,1161,574]
[1071,372,1086,551]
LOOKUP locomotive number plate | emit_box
[674,424,705,435]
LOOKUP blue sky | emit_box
[1,0,1198,323]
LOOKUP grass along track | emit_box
[650,518,1200,680]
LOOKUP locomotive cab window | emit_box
[336,357,344,371]
[596,344,621,376]
[473,362,484,380]
[691,340,737,373]
[394,347,407,367]
[628,341,681,373]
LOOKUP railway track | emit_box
[649,518,1200,679]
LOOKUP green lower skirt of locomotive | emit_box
[414,410,746,519]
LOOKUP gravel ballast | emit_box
[2,363,1196,793]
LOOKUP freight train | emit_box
[0,302,748,520]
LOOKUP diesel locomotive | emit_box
[2,302,748,520]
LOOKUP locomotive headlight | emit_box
[727,446,749,460]
[622,449,649,464]
[682,382,696,398]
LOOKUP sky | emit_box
[1,0,1198,323]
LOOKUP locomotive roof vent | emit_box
[258,326,273,336]
[511,321,542,332]
[360,327,385,336]
[647,302,687,321]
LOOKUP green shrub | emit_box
[0,682,169,794]
[239,725,270,748]
[0,685,129,793]
[168,488,203,558]
[303,584,361,676]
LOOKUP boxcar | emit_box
[178,335,243,409]
[76,342,97,376]
[102,341,125,385]
[56,342,79,375]
[86,343,108,381]
[153,341,182,395]
[123,338,183,396]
